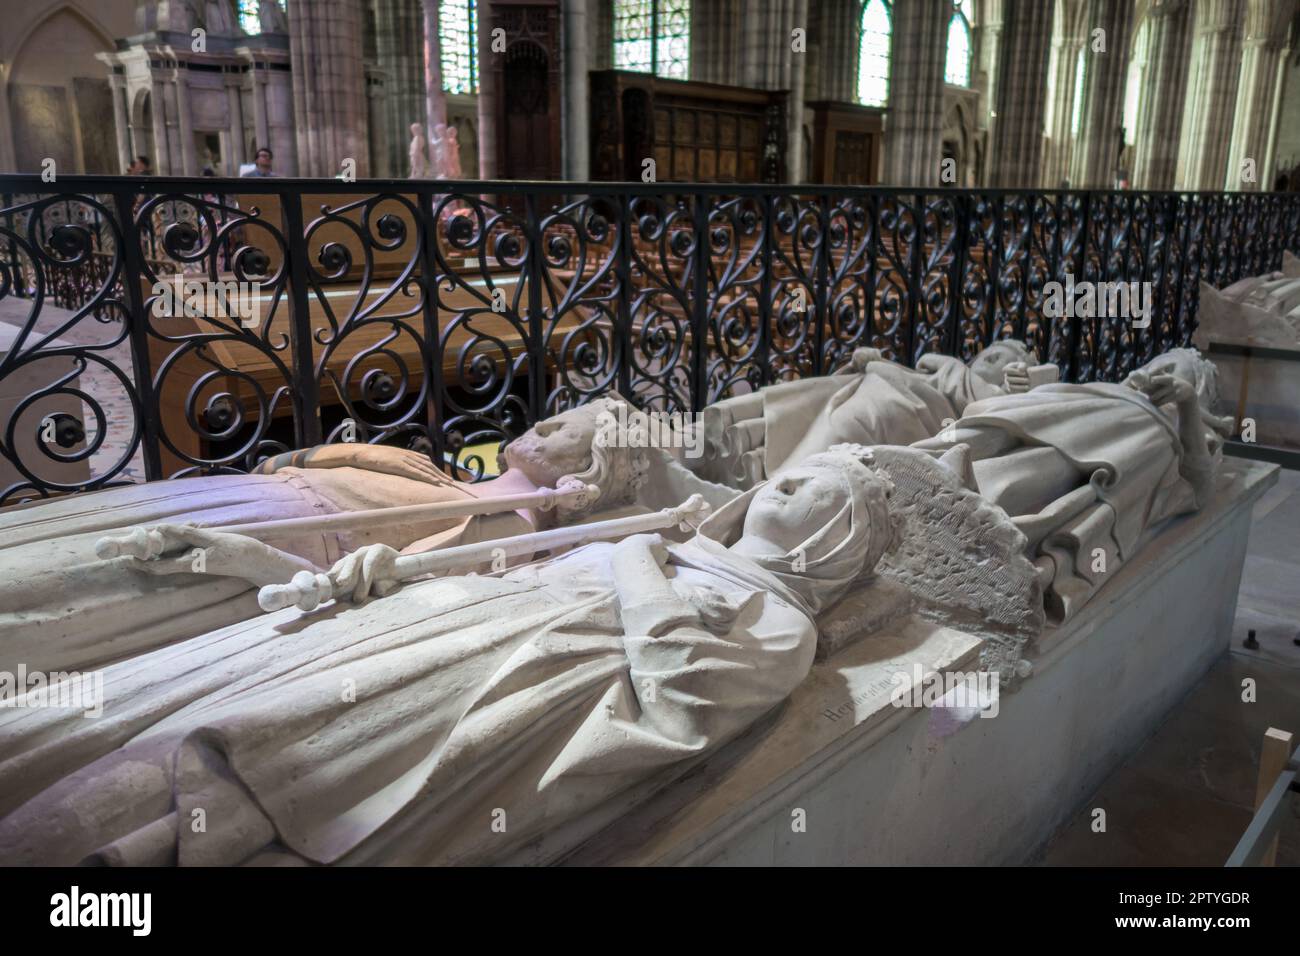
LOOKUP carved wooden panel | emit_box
[808,100,885,185]
[483,0,562,184]
[589,70,786,183]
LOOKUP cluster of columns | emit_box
[1021,0,1297,192]
[1131,0,1193,190]
[987,0,1053,187]
[243,0,1297,191]
[374,0,427,177]
[881,0,952,186]
[287,0,371,177]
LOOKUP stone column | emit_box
[788,0,809,183]
[287,0,370,177]
[423,0,447,132]
[882,0,951,186]
[975,0,1005,123]
[808,0,860,102]
[1225,0,1295,190]
[692,0,742,86]
[738,0,792,89]
[1175,0,1245,190]
[226,79,247,171]
[987,0,1054,187]
[375,0,426,177]
[1068,0,1134,189]
[110,75,132,174]
[1261,28,1294,188]
[475,0,498,179]
[563,0,591,180]
[736,0,807,182]
[590,0,613,71]
[251,67,270,154]
[1130,0,1193,190]
[1042,0,1088,187]
[174,68,198,175]
[150,77,171,174]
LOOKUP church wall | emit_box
[0,0,136,174]
[1273,50,1300,186]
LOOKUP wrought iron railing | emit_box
[1,174,1298,505]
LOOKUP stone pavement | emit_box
[1040,467,1300,865]
[0,295,145,485]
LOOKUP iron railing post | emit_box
[111,188,164,479]
[524,192,547,422]
[417,189,447,467]
[757,194,775,386]
[615,193,633,399]
[906,191,923,365]
[279,190,324,449]
[690,190,709,412]
[813,192,830,376]
[947,193,970,358]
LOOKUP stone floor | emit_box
[0,295,146,485]
[1039,465,1300,866]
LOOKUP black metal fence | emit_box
[1,174,1298,505]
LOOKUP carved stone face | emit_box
[969,342,1027,386]
[742,465,847,554]
[502,408,597,487]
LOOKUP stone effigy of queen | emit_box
[0,399,653,675]
[0,447,898,867]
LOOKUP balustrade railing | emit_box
[1,174,1297,505]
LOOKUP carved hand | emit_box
[115,523,319,586]
[849,347,887,372]
[1002,362,1031,394]
[312,443,453,485]
[326,543,404,603]
[1127,371,1195,408]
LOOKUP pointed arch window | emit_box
[613,0,691,80]
[945,0,972,86]
[857,0,892,108]
[237,0,286,35]
[440,0,478,94]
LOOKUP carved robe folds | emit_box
[916,383,1207,623]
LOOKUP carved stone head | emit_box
[501,396,647,520]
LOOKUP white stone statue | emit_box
[428,123,446,178]
[0,399,648,675]
[258,0,289,34]
[0,447,899,866]
[696,339,1049,489]
[912,347,1230,623]
[439,125,463,179]
[408,122,428,179]
[690,342,1230,628]
[1193,252,1300,350]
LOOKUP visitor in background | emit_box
[127,155,151,175]
[241,147,277,177]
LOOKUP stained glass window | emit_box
[858,0,892,108]
[237,0,286,36]
[613,0,690,80]
[440,0,478,94]
[945,1,972,86]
